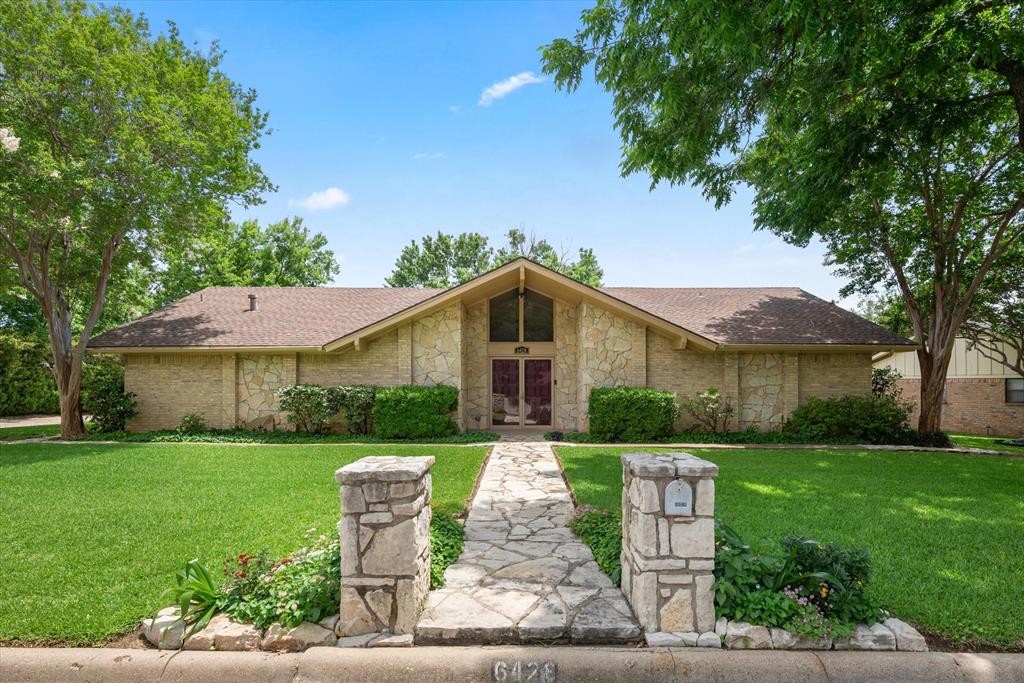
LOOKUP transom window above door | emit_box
[488,289,553,342]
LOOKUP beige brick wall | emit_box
[897,377,1024,436]
[798,353,873,403]
[124,353,229,431]
[297,330,404,386]
[646,332,726,430]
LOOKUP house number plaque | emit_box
[514,346,530,354]
[664,480,693,516]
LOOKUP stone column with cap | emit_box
[335,456,433,638]
[620,451,718,642]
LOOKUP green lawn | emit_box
[0,442,488,645]
[557,446,1024,650]
[0,423,62,440]
[951,433,1024,455]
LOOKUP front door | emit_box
[491,358,552,428]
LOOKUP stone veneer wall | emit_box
[237,354,295,429]
[737,353,786,431]
[554,300,580,431]
[576,302,646,431]
[412,304,463,429]
[461,301,489,432]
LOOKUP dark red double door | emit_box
[491,358,552,427]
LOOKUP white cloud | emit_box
[449,104,461,114]
[478,71,545,107]
[413,152,444,160]
[295,187,351,211]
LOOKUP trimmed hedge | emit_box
[372,385,459,439]
[588,386,678,442]
[0,333,58,415]
[783,395,914,444]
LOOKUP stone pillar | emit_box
[620,452,718,637]
[335,456,433,637]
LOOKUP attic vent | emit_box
[248,293,258,312]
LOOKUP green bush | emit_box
[275,384,341,434]
[177,413,207,435]
[568,506,622,585]
[714,522,881,637]
[83,365,137,433]
[372,385,459,439]
[429,511,465,589]
[784,395,913,444]
[871,366,904,400]
[328,385,377,435]
[588,386,678,442]
[0,332,58,415]
[678,387,735,433]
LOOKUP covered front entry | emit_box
[491,358,552,428]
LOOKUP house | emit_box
[875,338,1024,436]
[88,258,915,433]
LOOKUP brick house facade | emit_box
[90,259,912,434]
[876,339,1024,437]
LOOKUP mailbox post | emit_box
[620,452,718,636]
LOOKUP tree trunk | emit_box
[916,350,949,433]
[59,382,85,438]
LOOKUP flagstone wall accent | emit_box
[554,301,580,431]
[461,300,489,432]
[336,456,433,638]
[412,305,462,387]
[737,353,786,431]
[576,302,646,430]
[237,354,295,429]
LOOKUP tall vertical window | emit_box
[488,289,553,343]
[1007,378,1024,404]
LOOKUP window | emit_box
[523,290,553,342]
[488,290,519,342]
[488,288,554,343]
[1007,378,1024,404]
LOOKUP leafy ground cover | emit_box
[75,428,499,444]
[556,446,1024,650]
[0,442,488,645]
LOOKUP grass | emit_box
[557,446,1024,650]
[0,423,62,440]
[951,433,1024,455]
[0,441,488,646]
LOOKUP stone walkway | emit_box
[415,442,641,644]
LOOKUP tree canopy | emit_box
[0,0,271,436]
[386,228,604,288]
[542,0,1024,431]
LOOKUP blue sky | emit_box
[121,1,849,304]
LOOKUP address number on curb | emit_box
[491,660,557,683]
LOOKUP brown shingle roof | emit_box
[89,283,913,350]
[602,287,913,346]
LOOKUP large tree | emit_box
[960,245,1023,377]
[0,1,271,437]
[155,217,339,305]
[542,0,1024,432]
[386,228,604,288]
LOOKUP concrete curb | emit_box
[2,646,1021,682]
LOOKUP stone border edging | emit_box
[559,441,1022,457]
[2,646,1021,683]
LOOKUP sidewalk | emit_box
[1,646,1020,682]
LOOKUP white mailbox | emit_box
[664,480,693,516]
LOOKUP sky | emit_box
[120,0,852,305]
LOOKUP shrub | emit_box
[275,384,340,434]
[679,387,735,433]
[159,559,221,644]
[328,385,377,435]
[568,506,622,585]
[871,366,904,400]
[83,366,137,433]
[713,522,881,636]
[429,511,465,589]
[372,385,459,439]
[784,395,913,444]
[0,332,59,415]
[177,413,207,435]
[220,530,340,629]
[588,386,678,442]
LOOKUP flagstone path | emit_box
[415,442,641,644]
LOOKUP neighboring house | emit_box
[88,258,914,433]
[875,338,1024,437]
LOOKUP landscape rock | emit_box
[368,633,414,647]
[261,621,337,652]
[141,607,184,650]
[724,621,772,650]
[696,631,721,648]
[769,627,830,650]
[849,622,896,651]
[645,632,683,647]
[884,618,928,652]
[336,633,379,648]
[714,616,728,636]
